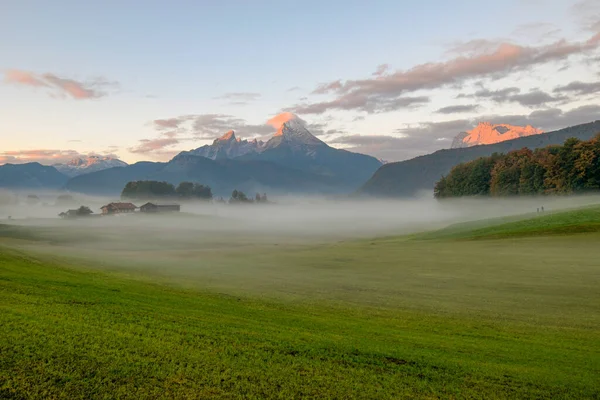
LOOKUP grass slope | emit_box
[416,204,600,240]
[1,207,600,398]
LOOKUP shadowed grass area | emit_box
[1,205,600,398]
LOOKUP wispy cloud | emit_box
[289,95,429,114]
[214,92,261,101]
[129,138,181,154]
[435,104,480,114]
[3,69,118,99]
[213,92,261,106]
[290,32,600,114]
[554,80,600,95]
[150,114,273,140]
[459,86,566,107]
[572,0,600,32]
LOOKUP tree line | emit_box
[434,134,600,198]
[122,181,213,200]
[121,181,270,204]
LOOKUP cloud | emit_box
[511,22,562,41]
[554,80,600,95]
[153,118,185,130]
[372,64,391,77]
[214,92,262,105]
[148,114,274,144]
[435,104,480,114]
[460,86,521,102]
[4,70,47,87]
[572,0,600,32]
[129,138,180,154]
[507,90,566,107]
[289,95,429,114]
[460,86,565,107]
[0,149,117,165]
[3,69,118,99]
[266,112,304,129]
[293,32,600,114]
[192,114,272,138]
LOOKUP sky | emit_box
[1,0,599,165]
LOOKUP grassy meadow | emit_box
[1,204,600,399]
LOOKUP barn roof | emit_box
[141,202,180,207]
[101,202,137,210]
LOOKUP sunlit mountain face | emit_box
[53,156,128,177]
[451,122,544,149]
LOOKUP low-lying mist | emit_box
[2,191,600,306]
[2,192,599,241]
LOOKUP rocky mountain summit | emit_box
[451,122,545,149]
[53,156,128,177]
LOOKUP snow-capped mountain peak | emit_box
[185,131,264,160]
[218,130,237,142]
[269,120,325,147]
[451,122,545,148]
[54,156,128,177]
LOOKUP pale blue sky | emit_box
[1,0,598,164]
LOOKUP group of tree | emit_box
[229,190,269,204]
[58,206,93,219]
[434,134,600,198]
[121,181,213,200]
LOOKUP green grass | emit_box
[414,204,600,240]
[1,206,600,399]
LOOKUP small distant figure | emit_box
[541,206,545,212]
[537,208,539,213]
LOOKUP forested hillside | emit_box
[359,121,600,197]
[434,134,600,198]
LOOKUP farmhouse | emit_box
[101,202,137,215]
[59,209,79,219]
[140,202,181,213]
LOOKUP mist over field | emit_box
[2,192,600,302]
[3,191,600,242]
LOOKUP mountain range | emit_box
[61,120,381,195]
[0,162,69,190]
[2,118,599,198]
[359,120,600,197]
[188,131,264,160]
[53,156,128,177]
[451,122,545,149]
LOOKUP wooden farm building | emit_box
[100,202,137,215]
[140,202,181,213]
[59,209,80,219]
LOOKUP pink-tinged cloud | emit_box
[154,118,185,129]
[4,69,48,87]
[266,112,303,129]
[3,69,117,100]
[293,33,600,114]
[129,138,180,154]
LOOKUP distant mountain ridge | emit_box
[451,122,545,149]
[187,131,264,160]
[53,156,128,177]
[359,120,600,197]
[64,156,339,196]
[0,162,68,189]
[64,120,381,196]
[179,119,382,189]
